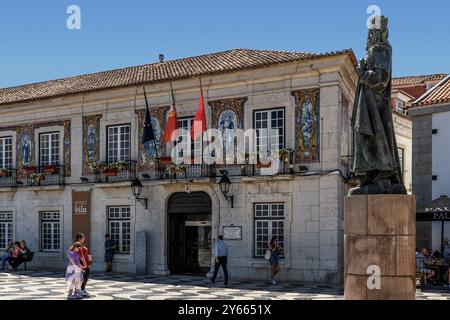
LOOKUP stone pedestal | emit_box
[344,195,416,300]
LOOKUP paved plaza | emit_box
[0,270,450,300]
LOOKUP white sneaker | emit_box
[271,279,277,285]
[81,290,91,298]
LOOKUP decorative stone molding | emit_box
[291,89,320,163]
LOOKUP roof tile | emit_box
[0,48,355,106]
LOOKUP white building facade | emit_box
[0,49,358,284]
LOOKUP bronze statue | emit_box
[349,16,407,196]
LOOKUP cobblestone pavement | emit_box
[0,270,449,300]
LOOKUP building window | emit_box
[395,99,405,113]
[40,132,60,166]
[176,117,203,159]
[107,125,131,162]
[398,147,404,180]
[108,206,131,254]
[40,211,60,252]
[0,211,14,250]
[0,137,13,169]
[254,109,285,156]
[254,203,285,257]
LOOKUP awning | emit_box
[416,195,450,221]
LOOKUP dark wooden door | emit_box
[168,215,186,273]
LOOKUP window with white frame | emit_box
[107,125,131,162]
[108,206,131,254]
[0,137,13,169]
[40,132,60,166]
[395,99,405,113]
[254,203,285,257]
[177,117,202,159]
[0,211,14,250]
[40,211,60,252]
[254,109,284,156]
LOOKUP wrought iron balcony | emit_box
[141,157,216,180]
[0,168,18,188]
[23,165,65,187]
[83,160,137,184]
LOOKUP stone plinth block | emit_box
[344,195,416,300]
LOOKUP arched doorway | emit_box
[168,192,212,274]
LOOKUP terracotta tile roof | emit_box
[413,75,450,107]
[0,48,356,106]
[392,73,448,87]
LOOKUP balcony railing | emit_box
[0,169,18,188]
[139,151,294,181]
[23,165,65,187]
[153,158,216,180]
[84,160,137,184]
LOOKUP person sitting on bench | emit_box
[1,241,14,270]
[10,240,30,271]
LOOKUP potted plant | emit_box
[89,161,107,173]
[116,160,128,171]
[44,165,58,174]
[166,164,177,174]
[30,173,47,184]
[176,163,187,174]
[103,163,118,177]
[23,166,37,174]
[0,168,10,177]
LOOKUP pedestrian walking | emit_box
[73,233,93,298]
[104,234,116,272]
[65,242,84,300]
[210,235,229,285]
[268,237,282,285]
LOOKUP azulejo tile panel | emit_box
[137,106,169,170]
[82,114,102,174]
[292,89,320,163]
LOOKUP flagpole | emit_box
[143,86,159,160]
[199,77,204,167]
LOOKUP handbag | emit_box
[264,249,271,260]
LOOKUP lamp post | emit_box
[219,170,233,208]
[131,178,148,209]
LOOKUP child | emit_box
[65,242,84,300]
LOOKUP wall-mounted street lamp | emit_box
[131,178,148,209]
[219,170,233,208]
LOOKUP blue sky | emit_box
[0,0,449,88]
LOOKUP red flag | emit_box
[163,101,178,143]
[191,86,207,141]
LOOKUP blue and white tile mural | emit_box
[83,115,101,173]
[209,98,247,164]
[219,110,238,161]
[141,117,161,159]
[292,89,320,163]
[138,106,168,170]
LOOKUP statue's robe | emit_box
[352,43,402,182]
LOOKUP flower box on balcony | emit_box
[0,169,10,177]
[44,165,58,174]
[23,166,36,174]
[103,168,118,177]
[159,157,173,165]
[256,162,272,169]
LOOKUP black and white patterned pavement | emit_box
[0,270,449,300]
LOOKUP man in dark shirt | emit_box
[104,234,116,272]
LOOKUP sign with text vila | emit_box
[72,191,91,245]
